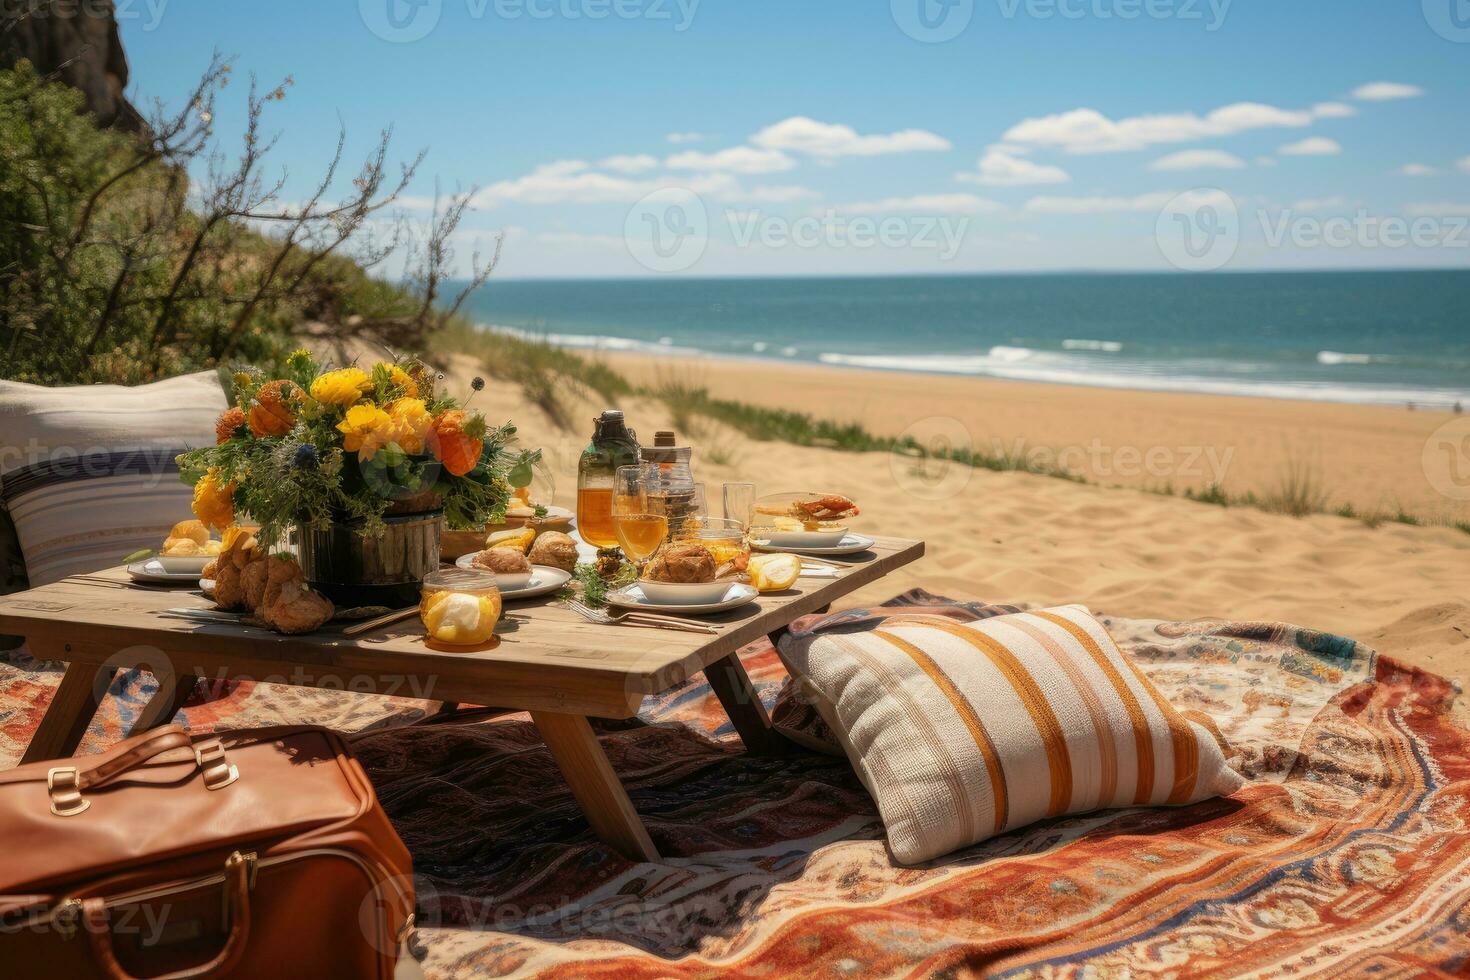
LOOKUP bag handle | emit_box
[81,851,254,980]
[46,726,238,817]
[77,726,196,790]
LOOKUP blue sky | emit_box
[118,0,1470,278]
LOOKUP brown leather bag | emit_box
[0,724,420,979]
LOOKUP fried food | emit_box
[258,555,334,634]
[471,547,532,575]
[755,493,860,527]
[163,519,224,556]
[527,530,577,572]
[643,543,716,584]
[240,558,269,610]
[165,519,209,547]
[213,527,261,610]
[201,557,220,580]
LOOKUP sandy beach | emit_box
[455,349,1470,690]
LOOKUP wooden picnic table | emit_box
[0,536,923,860]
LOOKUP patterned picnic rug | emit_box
[2,591,1469,977]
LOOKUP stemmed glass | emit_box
[612,465,669,572]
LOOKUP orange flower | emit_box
[428,410,485,477]
[248,379,299,438]
[215,407,248,444]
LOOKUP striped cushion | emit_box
[0,372,226,586]
[779,604,1245,864]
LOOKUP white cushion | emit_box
[0,372,226,585]
[778,604,1245,865]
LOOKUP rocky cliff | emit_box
[1,0,143,130]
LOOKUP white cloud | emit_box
[1001,101,1317,154]
[1255,155,1278,167]
[666,132,706,144]
[751,116,952,157]
[1398,163,1440,177]
[598,154,659,174]
[472,161,811,208]
[1351,81,1424,101]
[1148,149,1247,171]
[1457,155,1470,174]
[1289,196,1348,211]
[956,148,1070,186]
[666,146,797,174]
[1024,191,1182,214]
[1405,202,1470,217]
[536,231,627,248]
[1311,101,1357,119]
[1278,137,1342,156]
[837,193,1003,214]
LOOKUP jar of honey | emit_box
[420,569,502,646]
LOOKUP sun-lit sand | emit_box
[444,348,1470,690]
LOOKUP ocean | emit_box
[461,270,1470,409]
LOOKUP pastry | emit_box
[527,531,577,572]
[258,555,334,634]
[213,527,261,610]
[643,543,716,584]
[471,547,531,575]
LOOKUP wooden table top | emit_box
[0,537,924,718]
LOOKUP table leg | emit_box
[705,651,787,756]
[128,673,201,736]
[21,663,111,764]
[530,710,659,862]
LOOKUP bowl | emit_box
[753,526,849,549]
[154,554,214,574]
[636,579,735,605]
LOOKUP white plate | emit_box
[490,565,572,600]
[127,559,208,584]
[635,578,733,605]
[754,526,850,549]
[608,582,758,615]
[750,533,875,557]
[452,553,536,589]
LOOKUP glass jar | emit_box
[576,410,641,550]
[419,569,502,646]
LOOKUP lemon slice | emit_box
[748,553,801,592]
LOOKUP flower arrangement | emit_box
[178,350,534,543]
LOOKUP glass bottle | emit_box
[641,430,698,541]
[576,410,641,551]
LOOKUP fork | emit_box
[566,600,718,634]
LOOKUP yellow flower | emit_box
[388,365,419,398]
[192,467,235,531]
[386,397,432,454]
[310,368,372,406]
[337,403,394,460]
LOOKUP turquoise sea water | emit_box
[461,271,1470,409]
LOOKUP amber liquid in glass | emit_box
[614,513,669,562]
[577,486,620,549]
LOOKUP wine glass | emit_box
[612,465,669,570]
[676,516,751,571]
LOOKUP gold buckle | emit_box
[50,898,83,938]
[46,767,90,817]
[195,740,239,791]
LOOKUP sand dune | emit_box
[454,350,1470,690]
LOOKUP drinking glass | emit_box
[612,465,669,569]
[722,482,755,529]
[676,516,751,570]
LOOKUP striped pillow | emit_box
[779,604,1244,864]
[0,372,226,586]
